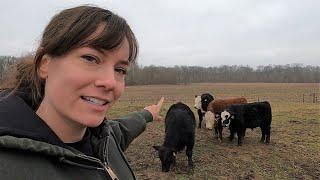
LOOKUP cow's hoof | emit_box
[187,167,194,174]
[188,164,194,172]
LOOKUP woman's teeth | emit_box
[82,96,108,106]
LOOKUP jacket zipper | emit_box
[74,154,119,180]
[103,162,118,180]
[102,135,120,180]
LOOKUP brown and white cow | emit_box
[206,97,248,142]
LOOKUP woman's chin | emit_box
[80,116,105,128]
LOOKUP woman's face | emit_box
[38,38,129,128]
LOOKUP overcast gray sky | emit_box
[0,0,319,67]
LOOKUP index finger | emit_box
[156,97,164,108]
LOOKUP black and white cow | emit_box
[221,101,272,146]
[207,97,248,142]
[194,93,214,128]
[153,102,195,172]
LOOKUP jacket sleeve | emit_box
[105,109,153,151]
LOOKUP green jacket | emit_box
[0,93,153,180]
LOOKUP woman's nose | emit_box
[94,69,117,91]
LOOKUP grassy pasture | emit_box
[108,83,320,179]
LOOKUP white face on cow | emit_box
[221,110,230,121]
[221,110,233,127]
[194,96,202,111]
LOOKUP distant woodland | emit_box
[1,56,319,85]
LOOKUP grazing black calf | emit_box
[221,101,272,146]
[153,102,196,172]
[194,93,214,128]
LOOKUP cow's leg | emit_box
[218,124,223,143]
[186,145,194,169]
[197,109,203,128]
[229,129,235,142]
[265,126,271,144]
[172,155,176,167]
[260,127,266,143]
[237,129,245,146]
[214,127,218,139]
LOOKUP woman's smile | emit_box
[81,96,110,106]
[80,95,111,112]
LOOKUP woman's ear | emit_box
[38,55,51,79]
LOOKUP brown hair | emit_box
[0,5,138,110]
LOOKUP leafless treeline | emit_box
[1,56,319,85]
[125,63,320,85]
[0,56,17,82]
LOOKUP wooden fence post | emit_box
[302,94,304,103]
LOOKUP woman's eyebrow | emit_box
[84,47,130,65]
[118,60,129,66]
[89,47,104,55]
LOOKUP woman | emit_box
[0,5,163,180]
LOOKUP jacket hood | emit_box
[0,92,65,147]
[0,92,105,169]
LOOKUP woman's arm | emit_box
[106,97,164,151]
[106,109,152,151]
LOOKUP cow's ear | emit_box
[153,145,161,151]
[195,95,197,98]
[231,115,235,119]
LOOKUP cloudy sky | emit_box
[0,0,319,67]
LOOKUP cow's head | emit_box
[194,95,202,110]
[153,145,176,172]
[194,93,214,112]
[221,110,234,127]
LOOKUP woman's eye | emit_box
[81,55,99,64]
[115,67,127,75]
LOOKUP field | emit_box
[108,83,320,180]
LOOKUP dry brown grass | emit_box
[108,83,320,179]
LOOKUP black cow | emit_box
[153,102,196,172]
[221,101,272,146]
[194,93,214,128]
